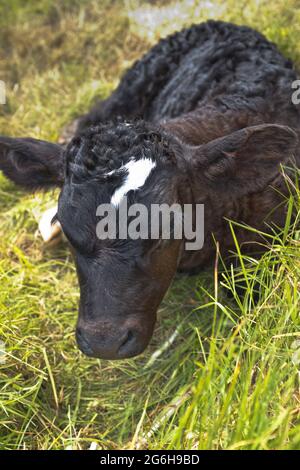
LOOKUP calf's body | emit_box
[0,21,299,359]
[76,20,300,272]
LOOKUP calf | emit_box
[0,20,299,359]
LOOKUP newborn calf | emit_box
[0,20,299,359]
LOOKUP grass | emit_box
[0,0,300,450]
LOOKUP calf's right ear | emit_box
[189,124,298,197]
[0,136,64,190]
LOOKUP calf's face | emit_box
[0,122,297,359]
[57,123,185,359]
[58,180,183,359]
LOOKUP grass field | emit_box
[0,0,300,450]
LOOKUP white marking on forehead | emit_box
[109,158,156,206]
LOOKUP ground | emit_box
[0,0,300,450]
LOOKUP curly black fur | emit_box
[77,20,298,129]
[65,120,178,184]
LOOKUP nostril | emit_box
[76,327,94,356]
[118,329,135,355]
[76,327,83,338]
[121,330,133,347]
[76,327,86,342]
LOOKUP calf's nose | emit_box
[75,323,139,359]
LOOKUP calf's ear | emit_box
[0,136,64,190]
[190,124,298,196]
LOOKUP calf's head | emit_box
[0,122,297,359]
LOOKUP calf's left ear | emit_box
[190,124,298,196]
[0,136,64,190]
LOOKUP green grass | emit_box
[0,0,300,450]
